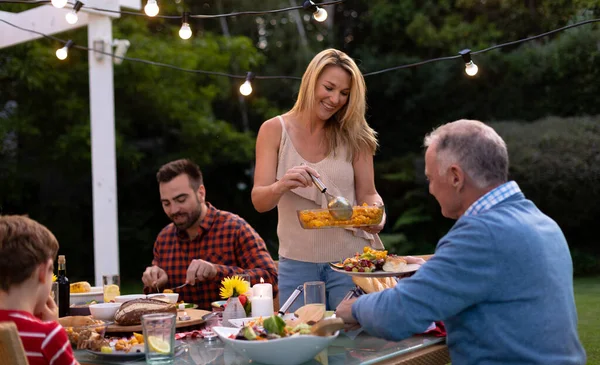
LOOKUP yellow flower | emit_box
[219,275,250,299]
[52,274,57,282]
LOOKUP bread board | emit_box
[106,308,210,333]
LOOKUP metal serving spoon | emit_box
[308,173,353,220]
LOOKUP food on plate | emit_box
[163,289,174,293]
[58,316,109,350]
[95,334,145,354]
[352,277,398,293]
[298,204,384,228]
[70,281,92,293]
[114,298,177,326]
[341,247,388,272]
[233,315,313,341]
[382,255,408,272]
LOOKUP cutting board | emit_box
[106,308,210,333]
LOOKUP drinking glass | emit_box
[142,313,176,364]
[303,281,326,308]
[102,274,120,303]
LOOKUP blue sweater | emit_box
[353,193,586,365]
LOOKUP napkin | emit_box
[418,321,446,337]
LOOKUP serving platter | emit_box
[329,262,421,277]
[106,308,210,333]
[84,341,186,360]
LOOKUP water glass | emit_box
[142,313,177,364]
[102,274,120,303]
[304,281,326,308]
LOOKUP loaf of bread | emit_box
[114,298,177,326]
[352,277,398,294]
[57,315,98,327]
[382,256,408,272]
[70,281,92,293]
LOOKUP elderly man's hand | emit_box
[335,297,362,331]
[186,259,217,285]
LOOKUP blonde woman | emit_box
[252,49,386,311]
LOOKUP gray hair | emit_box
[423,119,508,189]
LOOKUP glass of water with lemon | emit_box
[142,313,177,364]
[102,274,120,303]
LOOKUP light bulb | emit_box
[465,61,478,76]
[66,11,78,24]
[179,23,192,39]
[56,46,69,60]
[239,81,253,96]
[51,0,68,8]
[144,0,159,17]
[313,7,328,22]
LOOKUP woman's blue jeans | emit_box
[278,256,354,312]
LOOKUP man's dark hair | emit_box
[156,159,203,191]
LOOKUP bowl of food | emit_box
[211,300,226,312]
[114,294,147,303]
[69,283,104,306]
[213,315,340,365]
[297,204,384,229]
[89,302,122,321]
[147,293,179,304]
[58,316,112,350]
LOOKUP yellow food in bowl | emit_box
[70,281,91,293]
[298,204,384,229]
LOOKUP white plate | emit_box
[70,287,104,305]
[227,314,297,328]
[213,326,338,365]
[329,263,421,277]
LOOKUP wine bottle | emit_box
[57,255,70,317]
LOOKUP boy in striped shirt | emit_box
[0,215,79,365]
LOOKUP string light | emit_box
[65,1,83,25]
[144,0,159,17]
[303,0,328,22]
[239,72,255,96]
[55,39,73,60]
[51,0,67,9]
[459,49,478,76]
[2,16,600,86]
[179,12,192,40]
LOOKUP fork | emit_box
[166,283,188,292]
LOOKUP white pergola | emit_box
[0,0,141,286]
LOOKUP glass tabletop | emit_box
[75,332,444,365]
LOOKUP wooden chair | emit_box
[0,321,29,365]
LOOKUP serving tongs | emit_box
[308,173,353,220]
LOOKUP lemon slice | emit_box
[103,284,120,302]
[147,336,171,354]
[100,346,113,354]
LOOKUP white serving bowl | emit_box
[147,293,179,304]
[114,294,147,303]
[69,286,103,306]
[227,314,296,328]
[213,326,339,365]
[89,302,122,321]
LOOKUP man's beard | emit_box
[171,205,202,230]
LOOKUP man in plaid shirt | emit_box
[142,159,278,310]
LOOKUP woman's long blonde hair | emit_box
[290,49,378,160]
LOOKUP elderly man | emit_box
[336,120,586,365]
[142,159,278,310]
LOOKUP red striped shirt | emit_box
[0,310,78,365]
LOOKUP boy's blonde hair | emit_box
[290,48,378,160]
[0,215,59,291]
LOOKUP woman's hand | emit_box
[34,295,58,322]
[275,165,320,194]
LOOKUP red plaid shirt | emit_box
[150,203,278,310]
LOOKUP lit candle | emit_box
[251,295,274,318]
[252,277,273,298]
[251,277,274,317]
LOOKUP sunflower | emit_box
[52,274,57,282]
[219,275,250,299]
